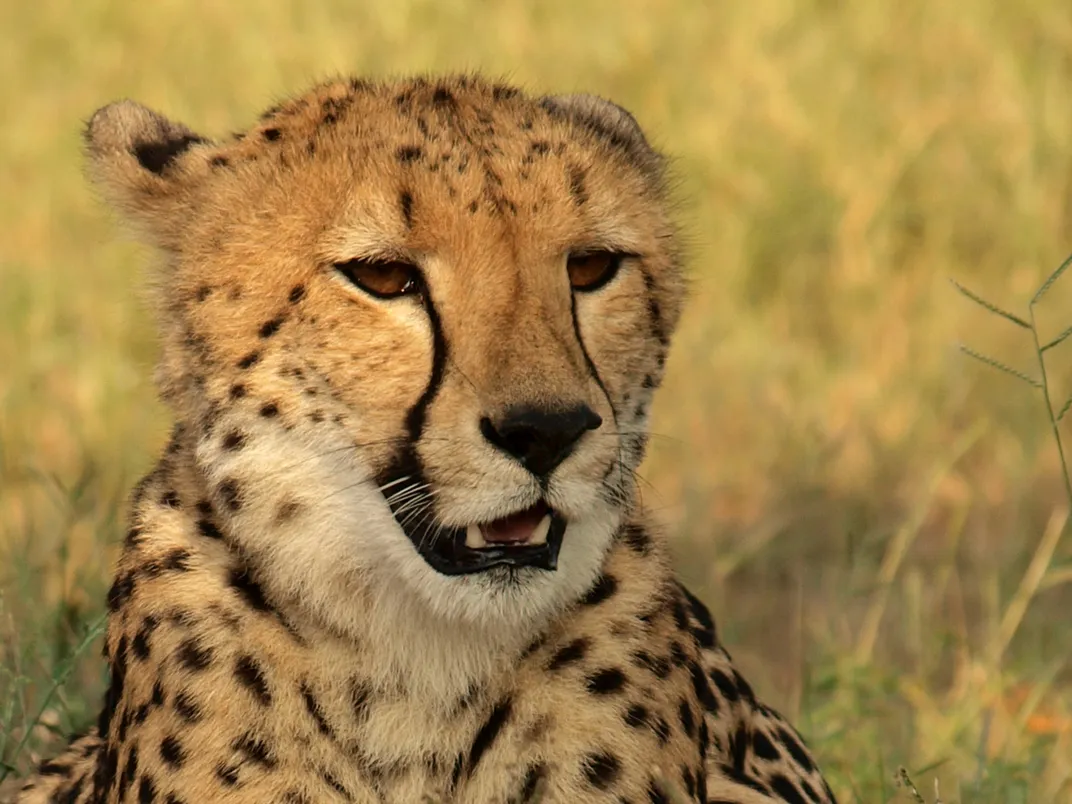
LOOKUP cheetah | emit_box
[11,75,838,804]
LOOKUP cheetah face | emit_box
[85,77,684,634]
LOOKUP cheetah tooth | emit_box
[530,514,552,545]
[465,524,487,549]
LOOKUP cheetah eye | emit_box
[566,251,625,292]
[334,258,421,299]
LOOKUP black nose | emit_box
[480,404,603,478]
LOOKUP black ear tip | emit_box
[84,99,209,174]
[132,134,208,175]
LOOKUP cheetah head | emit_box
[85,76,684,641]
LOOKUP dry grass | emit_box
[2,0,1072,800]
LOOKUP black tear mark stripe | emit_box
[569,294,617,425]
[403,286,448,443]
[640,268,669,347]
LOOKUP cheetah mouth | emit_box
[391,496,565,576]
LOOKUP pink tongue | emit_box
[480,504,547,544]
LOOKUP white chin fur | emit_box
[198,420,622,659]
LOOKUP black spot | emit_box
[159,735,185,769]
[237,351,260,369]
[218,479,242,511]
[262,128,281,141]
[689,659,718,712]
[259,402,279,418]
[580,573,617,606]
[620,523,652,555]
[468,200,478,214]
[467,697,512,776]
[678,698,696,738]
[177,638,213,671]
[492,85,519,101]
[624,703,649,728]
[159,489,180,507]
[777,727,817,772]
[197,518,224,540]
[582,752,620,790]
[530,140,550,155]
[586,667,627,695]
[118,746,138,799]
[432,87,455,105]
[670,641,688,667]
[229,566,271,612]
[632,650,671,679]
[288,284,306,303]
[210,155,229,168]
[259,316,284,339]
[229,383,247,399]
[350,678,372,721]
[671,598,689,630]
[652,716,671,744]
[568,165,588,205]
[681,765,697,798]
[107,574,135,611]
[547,637,589,670]
[517,762,545,801]
[647,778,670,804]
[232,732,277,768]
[769,775,809,804]
[222,430,245,450]
[301,682,334,737]
[752,728,781,761]
[397,145,423,163]
[234,654,272,705]
[138,774,156,803]
[151,679,166,706]
[132,622,153,661]
[132,134,206,175]
[709,668,741,703]
[216,764,240,786]
[400,191,414,227]
[173,689,201,723]
[195,285,212,302]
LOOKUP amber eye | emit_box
[567,251,625,292]
[334,258,421,299]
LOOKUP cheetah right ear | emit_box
[84,100,213,248]
[539,93,663,177]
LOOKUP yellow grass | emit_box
[2,0,1072,800]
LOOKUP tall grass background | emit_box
[2,0,1071,801]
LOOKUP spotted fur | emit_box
[11,75,836,803]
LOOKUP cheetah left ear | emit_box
[539,93,663,176]
[84,100,214,249]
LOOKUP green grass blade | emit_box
[1041,323,1072,352]
[958,345,1042,387]
[1031,252,1072,305]
[1057,395,1072,422]
[950,279,1030,329]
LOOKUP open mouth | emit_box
[386,495,566,576]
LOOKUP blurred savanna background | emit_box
[2,0,1072,800]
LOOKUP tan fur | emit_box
[12,75,836,804]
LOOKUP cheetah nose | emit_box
[479,404,602,479]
